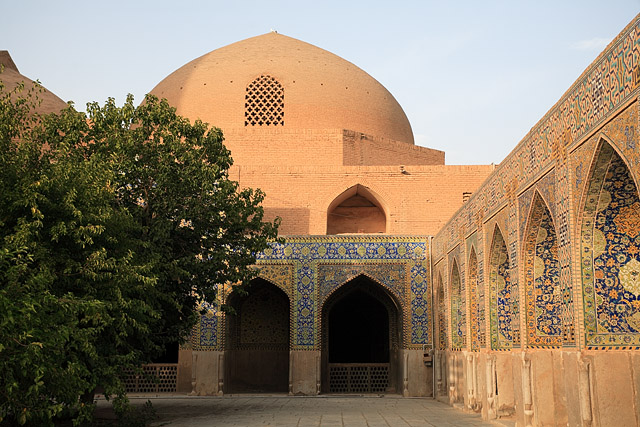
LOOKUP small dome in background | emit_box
[0,50,67,115]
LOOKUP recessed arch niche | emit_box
[450,259,466,350]
[327,184,387,234]
[225,278,290,393]
[523,191,562,347]
[468,246,484,351]
[321,274,401,394]
[488,224,514,350]
[436,272,447,350]
[580,140,640,347]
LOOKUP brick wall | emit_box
[230,164,494,236]
[223,128,345,167]
[223,128,444,167]
[342,130,445,166]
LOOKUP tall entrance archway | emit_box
[225,278,290,393]
[321,275,401,393]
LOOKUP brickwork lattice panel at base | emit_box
[329,364,389,393]
[123,364,178,393]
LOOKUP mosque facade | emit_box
[3,13,640,427]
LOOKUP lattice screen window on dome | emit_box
[245,75,284,126]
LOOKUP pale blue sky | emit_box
[2,1,639,164]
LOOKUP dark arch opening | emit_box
[152,341,179,363]
[321,275,400,393]
[225,278,290,393]
[329,289,389,363]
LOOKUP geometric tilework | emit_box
[256,263,295,298]
[605,102,640,184]
[523,192,563,347]
[410,260,432,345]
[552,158,576,347]
[581,142,640,347]
[518,172,557,243]
[571,136,601,220]
[507,200,521,349]
[488,225,513,351]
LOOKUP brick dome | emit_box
[149,33,414,144]
[0,51,67,115]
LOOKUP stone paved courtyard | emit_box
[96,395,499,426]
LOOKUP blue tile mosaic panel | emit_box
[489,226,514,351]
[581,142,640,348]
[193,236,431,351]
[523,193,563,347]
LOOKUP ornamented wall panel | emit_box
[507,195,521,348]
[488,225,514,351]
[191,296,222,351]
[580,142,640,348]
[434,18,640,353]
[256,236,431,350]
[522,192,563,347]
[466,240,485,351]
[437,16,640,265]
[450,259,466,350]
[434,266,448,351]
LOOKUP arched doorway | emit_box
[225,278,290,393]
[321,275,401,393]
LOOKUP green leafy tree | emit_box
[86,94,280,350]
[0,80,279,425]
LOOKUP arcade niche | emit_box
[321,275,402,393]
[225,278,290,393]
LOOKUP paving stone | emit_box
[95,395,496,427]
